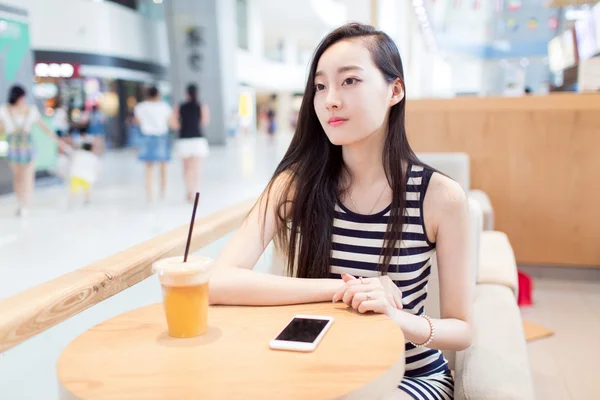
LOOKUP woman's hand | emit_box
[332,273,403,316]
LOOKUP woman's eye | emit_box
[343,78,357,85]
[315,83,325,91]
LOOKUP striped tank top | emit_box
[329,164,451,380]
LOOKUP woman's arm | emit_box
[37,118,59,143]
[36,118,71,150]
[210,173,343,306]
[393,174,473,351]
[201,104,210,127]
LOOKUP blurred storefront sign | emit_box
[34,62,79,78]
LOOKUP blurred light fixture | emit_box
[310,0,348,27]
[565,9,589,21]
[520,58,530,68]
[153,0,163,3]
[35,63,75,78]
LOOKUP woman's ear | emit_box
[390,78,405,106]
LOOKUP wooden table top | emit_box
[58,302,405,400]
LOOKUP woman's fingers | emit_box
[393,291,403,310]
[332,276,385,304]
[332,286,345,303]
[357,299,385,314]
[352,292,367,310]
[342,286,359,305]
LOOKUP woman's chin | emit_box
[324,131,359,147]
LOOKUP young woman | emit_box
[174,84,210,203]
[133,87,178,203]
[0,85,70,216]
[210,23,472,400]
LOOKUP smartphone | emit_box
[269,314,334,352]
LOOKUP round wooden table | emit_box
[58,302,405,400]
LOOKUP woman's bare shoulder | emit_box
[423,171,469,237]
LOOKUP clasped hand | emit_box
[332,273,403,316]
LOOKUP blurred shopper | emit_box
[267,105,276,136]
[0,85,70,216]
[53,98,70,140]
[174,84,210,203]
[69,134,99,206]
[53,98,73,177]
[211,23,471,400]
[87,105,106,154]
[133,86,177,203]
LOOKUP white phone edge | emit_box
[269,314,334,352]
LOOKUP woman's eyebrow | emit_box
[315,65,364,77]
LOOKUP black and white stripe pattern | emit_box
[330,164,454,400]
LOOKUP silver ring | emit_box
[365,293,372,301]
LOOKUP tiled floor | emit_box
[521,278,600,400]
[0,133,598,399]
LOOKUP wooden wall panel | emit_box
[406,94,600,267]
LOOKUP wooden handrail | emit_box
[0,198,256,353]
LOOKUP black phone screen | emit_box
[274,318,330,343]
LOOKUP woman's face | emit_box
[313,38,402,146]
[15,96,26,107]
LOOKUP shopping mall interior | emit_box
[1,0,599,399]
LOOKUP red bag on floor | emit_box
[517,270,533,307]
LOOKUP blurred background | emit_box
[1,0,598,186]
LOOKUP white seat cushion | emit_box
[454,285,534,400]
[478,231,519,297]
[469,189,494,231]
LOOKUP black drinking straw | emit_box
[183,192,200,262]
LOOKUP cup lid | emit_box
[152,255,213,277]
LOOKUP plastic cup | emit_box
[152,255,213,338]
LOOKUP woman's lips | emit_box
[328,117,348,127]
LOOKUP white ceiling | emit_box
[257,0,371,50]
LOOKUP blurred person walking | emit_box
[133,86,178,203]
[68,134,99,206]
[87,105,106,154]
[53,98,70,140]
[0,85,70,217]
[174,84,210,203]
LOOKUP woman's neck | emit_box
[341,126,387,187]
[8,103,27,112]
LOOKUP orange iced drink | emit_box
[153,255,213,338]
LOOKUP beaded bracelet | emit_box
[409,314,435,348]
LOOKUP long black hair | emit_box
[264,23,425,278]
[8,85,26,105]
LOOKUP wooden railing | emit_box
[0,198,256,353]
